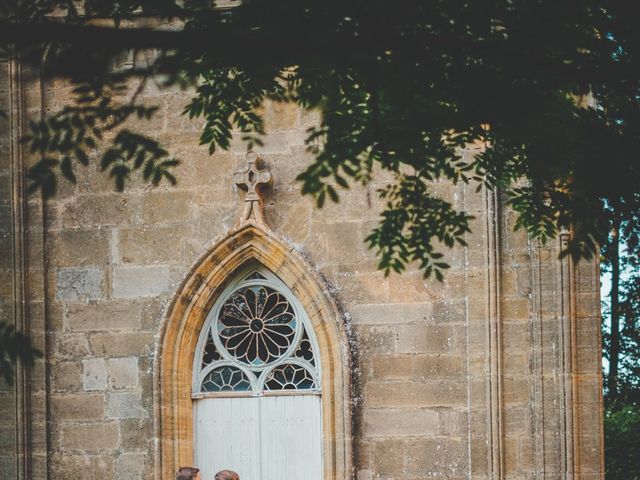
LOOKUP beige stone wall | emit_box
[0,62,604,479]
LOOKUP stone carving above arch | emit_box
[158,223,352,480]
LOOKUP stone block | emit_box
[262,99,301,132]
[371,439,406,476]
[51,394,105,421]
[107,357,139,389]
[120,419,154,449]
[433,300,467,323]
[322,222,364,266]
[141,190,194,225]
[388,272,440,303]
[54,333,91,358]
[61,193,139,227]
[50,228,109,267]
[116,452,146,480]
[112,265,171,298]
[365,408,439,436]
[503,376,530,404]
[395,324,463,354]
[331,272,389,304]
[50,453,115,480]
[370,355,413,380]
[61,422,119,451]
[56,267,104,301]
[352,325,396,355]
[501,298,531,322]
[413,354,465,379]
[404,438,467,477]
[437,409,468,435]
[90,332,155,357]
[107,392,147,419]
[66,301,140,331]
[83,358,107,391]
[118,225,187,264]
[366,381,466,407]
[52,361,82,392]
[350,303,431,325]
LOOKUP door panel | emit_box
[259,395,323,480]
[194,397,261,480]
[194,395,322,480]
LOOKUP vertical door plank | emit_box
[194,398,261,480]
[259,395,323,480]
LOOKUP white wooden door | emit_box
[259,395,322,480]
[194,395,322,480]
[194,397,261,480]
[193,268,324,480]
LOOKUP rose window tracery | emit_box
[194,269,320,395]
[218,285,296,366]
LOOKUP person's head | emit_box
[176,467,200,480]
[215,470,240,480]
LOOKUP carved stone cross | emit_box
[233,151,273,227]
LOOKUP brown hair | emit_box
[176,467,200,480]
[215,470,240,480]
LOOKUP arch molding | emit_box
[158,224,352,480]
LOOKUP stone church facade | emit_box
[1,55,604,479]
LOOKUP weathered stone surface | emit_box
[366,381,467,407]
[395,324,463,354]
[89,332,154,357]
[56,267,104,301]
[54,333,91,358]
[107,392,147,419]
[107,357,139,389]
[116,452,146,480]
[120,419,154,450]
[350,303,432,325]
[50,229,110,267]
[50,453,115,480]
[4,70,604,480]
[404,438,467,477]
[83,358,107,391]
[112,265,171,298]
[51,394,105,420]
[66,301,140,331]
[60,193,139,227]
[365,408,439,436]
[118,225,186,264]
[51,361,83,393]
[61,422,119,451]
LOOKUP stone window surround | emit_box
[157,223,352,480]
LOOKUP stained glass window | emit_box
[202,366,252,392]
[194,268,320,395]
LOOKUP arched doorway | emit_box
[192,266,323,479]
[158,224,351,480]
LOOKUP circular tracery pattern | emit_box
[264,363,317,390]
[202,366,251,392]
[217,285,297,366]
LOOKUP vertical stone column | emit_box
[529,229,604,479]
[0,50,48,479]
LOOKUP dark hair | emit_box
[215,470,240,480]
[176,467,200,480]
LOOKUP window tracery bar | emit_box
[201,366,252,392]
[194,268,320,395]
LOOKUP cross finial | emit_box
[233,151,273,227]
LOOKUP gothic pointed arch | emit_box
[157,223,352,480]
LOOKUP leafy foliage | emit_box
[24,78,179,198]
[602,200,640,407]
[0,321,42,384]
[604,405,640,480]
[1,0,640,280]
[601,201,640,476]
